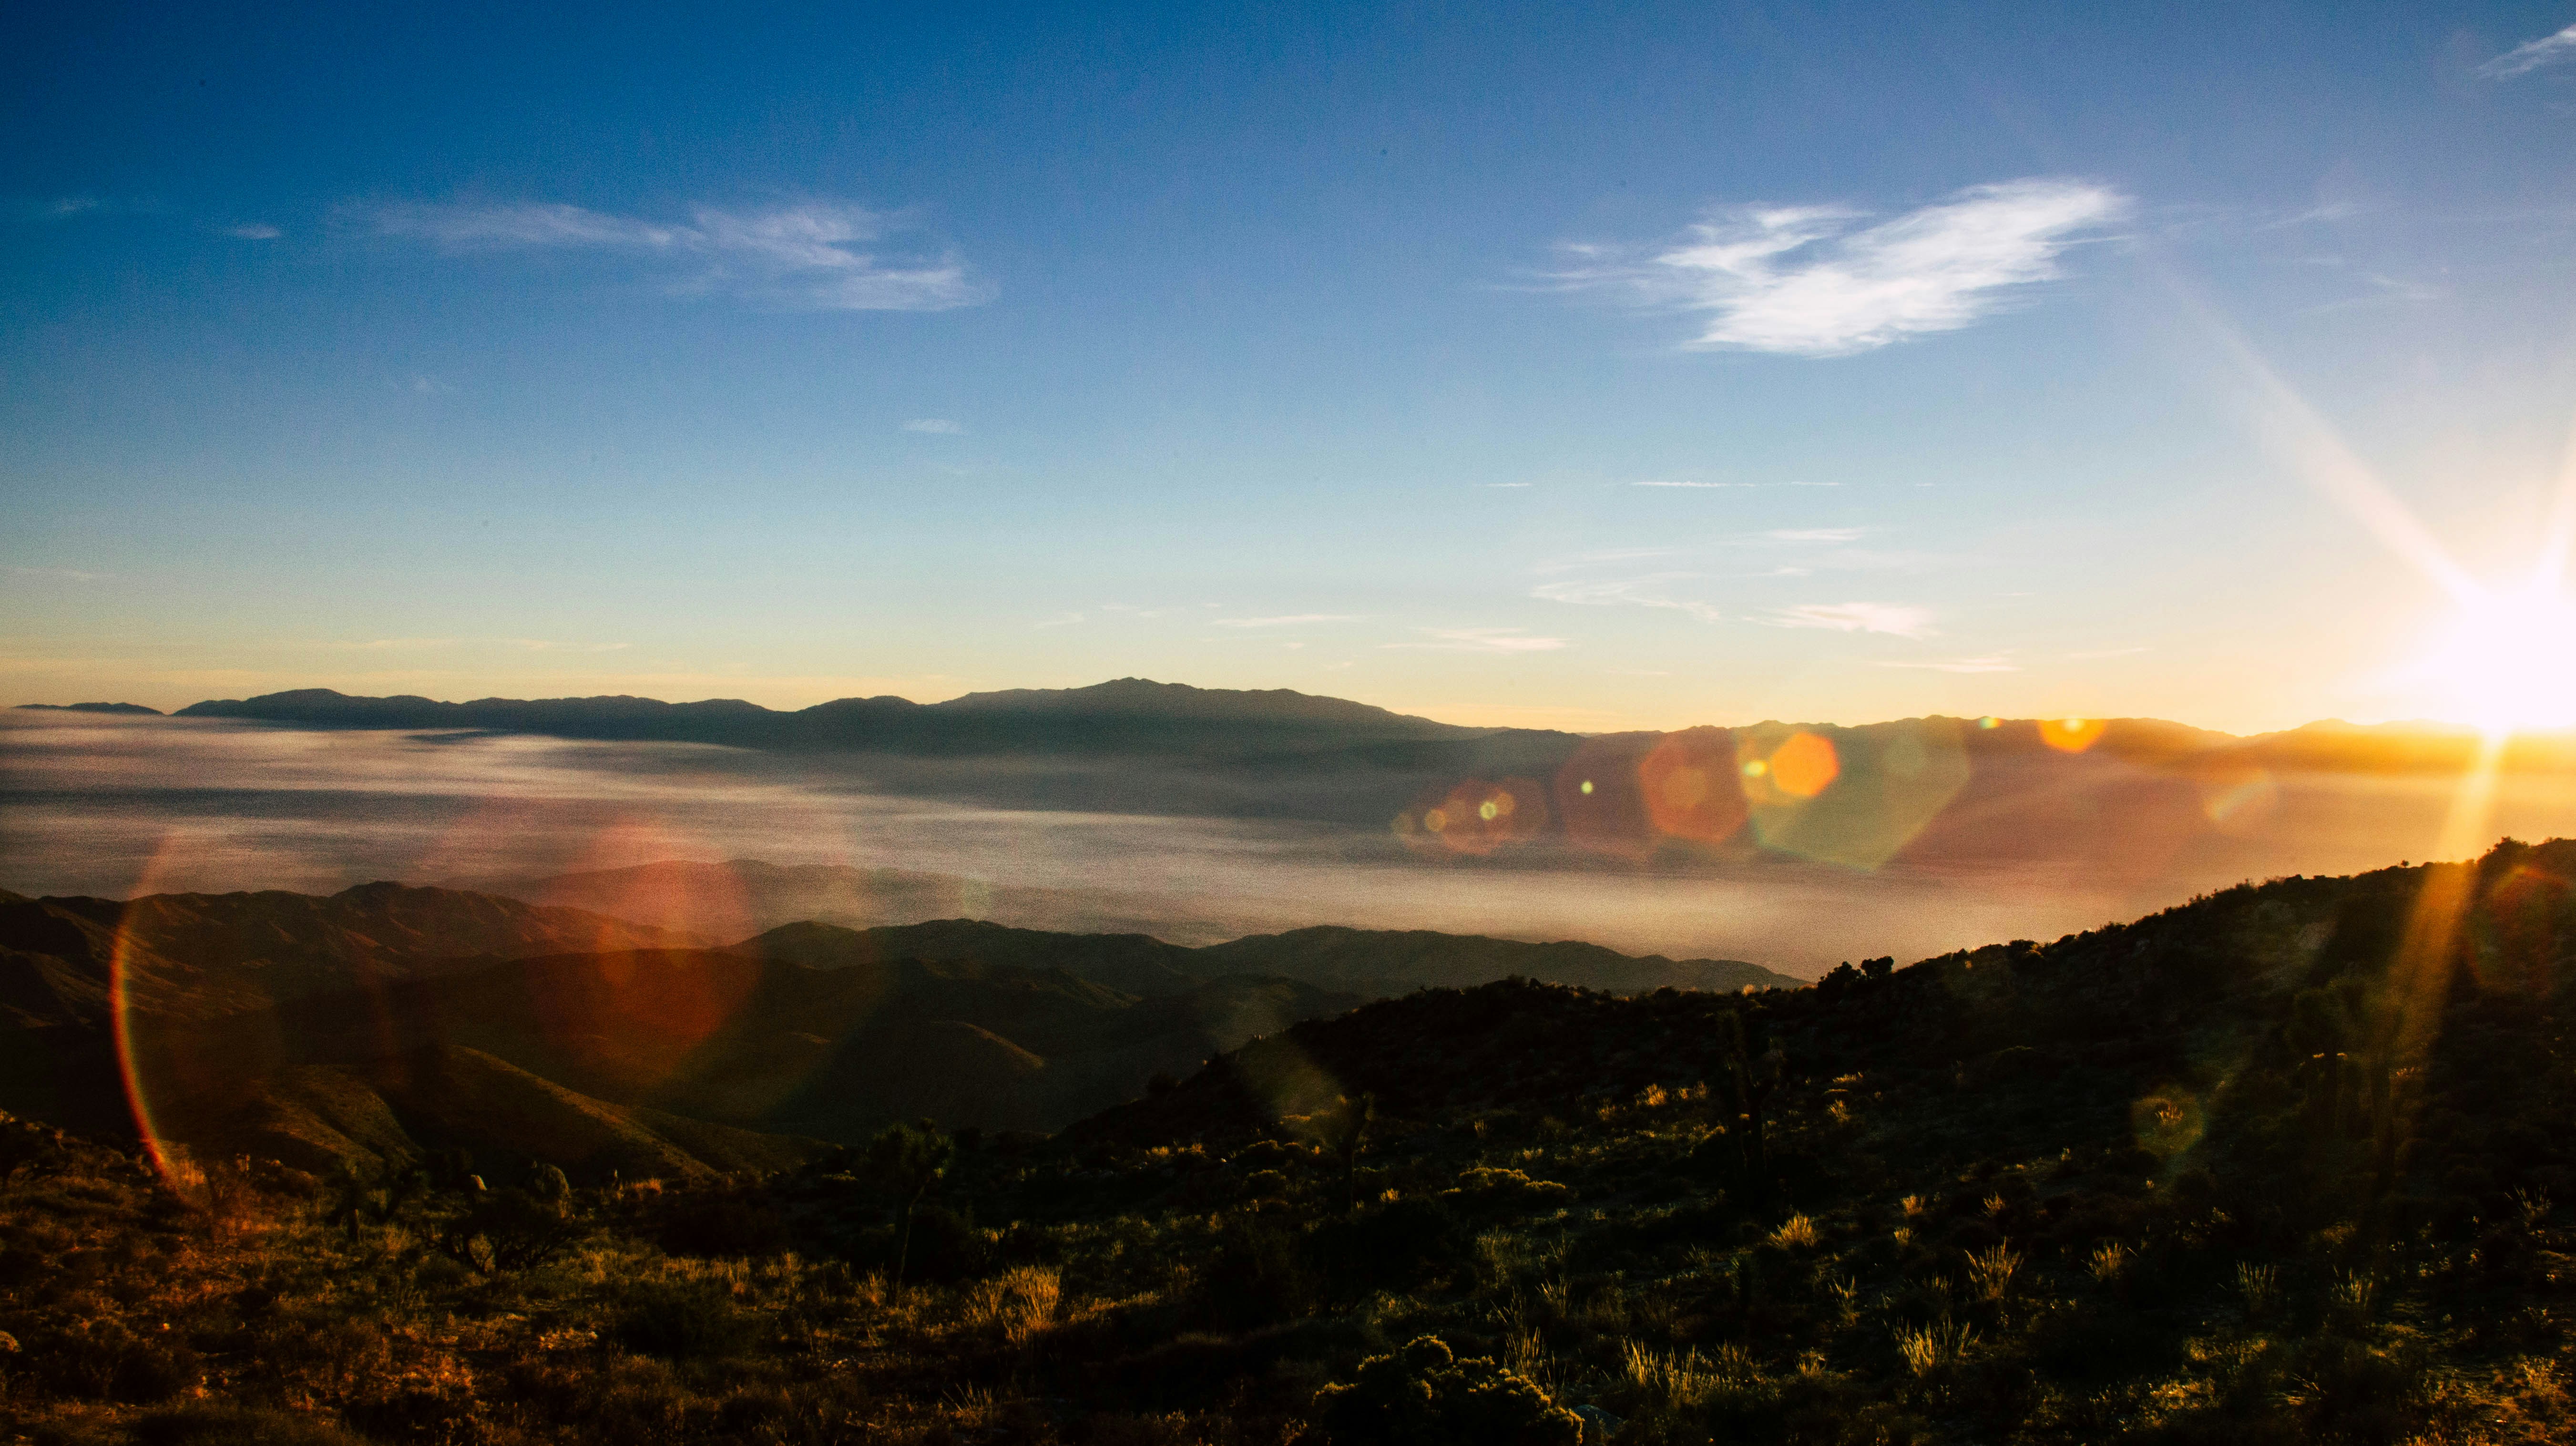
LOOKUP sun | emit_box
[2415,582,2576,735]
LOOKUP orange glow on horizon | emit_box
[2039,717,2106,753]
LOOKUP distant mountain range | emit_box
[470,857,1248,946]
[0,875,1795,1178]
[53,681,2562,847]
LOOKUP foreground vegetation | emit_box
[11,841,2576,1443]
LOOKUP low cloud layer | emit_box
[1556,178,2128,357]
[373,199,989,312]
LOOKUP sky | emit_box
[6,1,2576,735]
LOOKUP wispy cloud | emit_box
[2479,23,2576,79]
[1764,528,1862,543]
[1633,479,1756,489]
[225,222,282,240]
[1532,575,1728,623]
[1552,178,2129,357]
[903,418,963,434]
[1212,614,1360,628]
[1033,612,1084,629]
[1879,655,2017,673]
[371,199,990,311]
[1385,627,1570,654]
[1483,482,1533,489]
[1762,602,1935,638]
[5,565,112,583]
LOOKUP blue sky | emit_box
[6,2,2576,732]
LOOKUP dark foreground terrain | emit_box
[10,841,2576,1443]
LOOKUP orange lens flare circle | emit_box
[1637,728,1748,845]
[1396,777,1547,855]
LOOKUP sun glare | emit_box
[2419,583,2576,735]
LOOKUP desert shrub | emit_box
[1194,1224,1314,1328]
[1312,1335,1582,1446]
[1441,1167,1573,1213]
[38,1320,200,1403]
[963,1264,1063,1344]
[897,1201,991,1283]
[612,1282,754,1360]
[131,1407,369,1446]
[1305,1198,1472,1301]
[659,1190,791,1258]
[433,1187,587,1274]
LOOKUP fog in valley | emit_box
[12,708,2576,974]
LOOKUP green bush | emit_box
[1312,1335,1582,1446]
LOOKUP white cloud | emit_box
[5,565,111,583]
[1385,627,1570,654]
[225,223,282,240]
[1532,575,1727,623]
[1879,655,2018,673]
[1483,482,1533,489]
[1764,528,1862,543]
[2479,23,2576,78]
[1762,602,1935,638]
[1554,178,2128,357]
[372,199,990,312]
[1212,614,1360,628]
[903,418,963,434]
[1633,479,1756,489]
[1033,612,1084,629]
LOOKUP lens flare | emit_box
[1637,728,1749,845]
[1553,733,1664,859]
[1735,719,1970,871]
[1398,777,1547,855]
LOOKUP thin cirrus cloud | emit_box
[1762,602,1935,638]
[1531,574,1727,624]
[2478,23,2576,78]
[903,418,964,434]
[225,223,282,240]
[1211,614,1360,628]
[1551,178,2129,357]
[1384,627,1569,654]
[1879,655,2018,674]
[370,199,990,312]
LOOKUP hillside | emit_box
[471,857,1242,948]
[1194,924,1785,995]
[9,840,2576,1444]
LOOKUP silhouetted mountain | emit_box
[173,678,1480,755]
[0,882,704,1020]
[0,883,1370,1169]
[13,701,163,714]
[475,857,1243,947]
[1191,924,1791,995]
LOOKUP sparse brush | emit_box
[1900,1193,1926,1219]
[2237,1261,2279,1318]
[1825,1272,1862,1326]
[2331,1269,2377,1325]
[1966,1243,2020,1302]
[1770,1213,1821,1251]
[1895,1318,1976,1377]
[2090,1241,2130,1285]
[962,1265,1061,1344]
